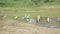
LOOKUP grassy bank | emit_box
[0,6,60,27]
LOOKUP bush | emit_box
[0,2,5,7]
[0,1,11,7]
[0,0,60,7]
[31,0,40,5]
[44,0,56,3]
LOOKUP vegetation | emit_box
[0,0,60,27]
[0,7,60,27]
[0,0,60,34]
[0,0,60,7]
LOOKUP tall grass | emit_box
[0,0,60,7]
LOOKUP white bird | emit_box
[47,17,50,23]
[57,17,60,22]
[36,15,41,22]
[26,14,30,22]
[22,14,27,19]
[26,19,30,22]
[4,16,6,18]
[26,14,30,19]
[22,14,30,22]
[15,16,18,19]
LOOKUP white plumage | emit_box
[15,16,18,19]
[47,17,50,23]
[57,17,60,22]
[26,15,30,19]
[36,15,41,22]
[22,14,27,19]
[4,16,6,18]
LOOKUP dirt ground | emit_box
[0,19,60,34]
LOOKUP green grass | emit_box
[0,7,60,17]
[0,7,60,28]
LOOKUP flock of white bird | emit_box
[3,14,60,23]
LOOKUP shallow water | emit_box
[26,18,59,28]
[28,18,36,24]
[38,23,58,28]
